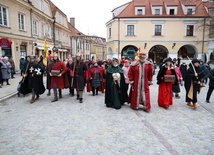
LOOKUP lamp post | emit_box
[102,46,105,60]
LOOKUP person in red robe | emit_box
[50,52,66,102]
[157,57,178,109]
[128,52,153,112]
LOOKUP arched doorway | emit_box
[121,45,138,60]
[148,45,168,64]
[178,45,197,59]
[107,47,113,59]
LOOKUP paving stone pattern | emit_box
[0,76,214,155]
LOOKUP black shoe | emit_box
[92,93,95,96]
[35,95,39,100]
[96,92,98,95]
[76,95,79,100]
[206,100,210,103]
[47,93,51,96]
[79,98,83,103]
[51,98,58,102]
[7,83,10,85]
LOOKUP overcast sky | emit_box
[51,0,131,38]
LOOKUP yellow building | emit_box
[106,0,211,64]
[0,0,71,69]
[0,0,55,69]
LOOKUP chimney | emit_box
[70,17,75,27]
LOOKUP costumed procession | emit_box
[1,48,212,112]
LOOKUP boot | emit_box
[51,91,58,102]
[58,89,62,98]
[193,103,197,110]
[35,95,39,100]
[76,95,79,100]
[187,102,193,107]
[47,89,51,96]
[30,97,35,104]
[79,98,83,103]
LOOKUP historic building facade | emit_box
[0,0,55,69]
[106,0,212,64]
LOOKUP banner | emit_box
[43,36,48,67]
[134,47,140,60]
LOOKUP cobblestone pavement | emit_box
[0,75,214,155]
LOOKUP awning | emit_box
[36,46,51,51]
[0,38,11,47]
[58,49,67,52]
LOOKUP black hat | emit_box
[164,57,173,63]
[191,58,200,64]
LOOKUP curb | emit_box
[0,91,18,103]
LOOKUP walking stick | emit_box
[22,62,29,83]
[71,59,76,87]
[187,56,198,80]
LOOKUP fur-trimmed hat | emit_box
[53,52,58,57]
[112,58,119,63]
[138,52,147,58]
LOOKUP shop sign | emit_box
[0,38,11,47]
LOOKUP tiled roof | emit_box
[204,2,214,9]
[114,0,209,18]
[68,22,84,36]
[150,0,163,6]
[163,0,179,6]
[134,1,146,6]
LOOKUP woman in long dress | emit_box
[157,57,178,109]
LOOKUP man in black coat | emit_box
[184,59,204,110]
[206,68,214,103]
[23,56,45,103]
[71,54,87,103]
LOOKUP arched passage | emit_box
[121,45,138,60]
[148,45,169,64]
[178,45,197,59]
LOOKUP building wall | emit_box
[107,18,209,59]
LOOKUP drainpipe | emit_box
[30,8,33,55]
[201,18,206,62]
[53,16,56,48]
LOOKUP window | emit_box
[39,0,43,11]
[18,13,25,31]
[20,45,26,57]
[154,25,162,36]
[108,28,111,38]
[55,29,58,40]
[155,9,160,15]
[47,26,51,38]
[127,25,134,36]
[41,24,45,36]
[137,9,142,15]
[0,5,8,26]
[187,9,192,15]
[170,9,174,15]
[186,25,194,36]
[33,20,38,35]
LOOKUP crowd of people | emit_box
[1,52,213,112]
[0,56,16,88]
